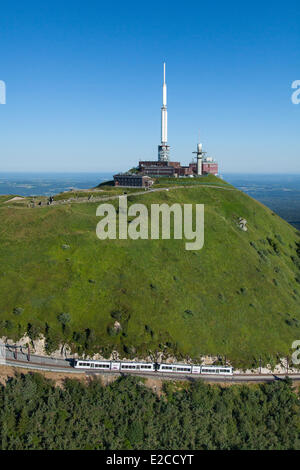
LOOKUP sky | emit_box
[0,0,299,173]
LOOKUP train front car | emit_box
[74,360,111,370]
[74,360,92,369]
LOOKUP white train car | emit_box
[120,362,155,372]
[158,363,192,374]
[200,366,233,375]
[74,360,155,372]
[157,363,233,375]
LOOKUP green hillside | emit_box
[1,176,300,368]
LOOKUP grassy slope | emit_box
[0,177,300,368]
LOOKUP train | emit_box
[74,360,233,376]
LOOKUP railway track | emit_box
[2,356,300,383]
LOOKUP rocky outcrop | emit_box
[238,217,248,231]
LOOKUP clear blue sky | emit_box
[0,0,299,173]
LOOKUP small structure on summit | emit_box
[114,173,154,188]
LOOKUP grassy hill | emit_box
[1,176,300,368]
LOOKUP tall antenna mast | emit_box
[158,62,170,161]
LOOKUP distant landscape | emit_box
[224,174,300,231]
[0,172,114,197]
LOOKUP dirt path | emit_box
[29,183,238,208]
